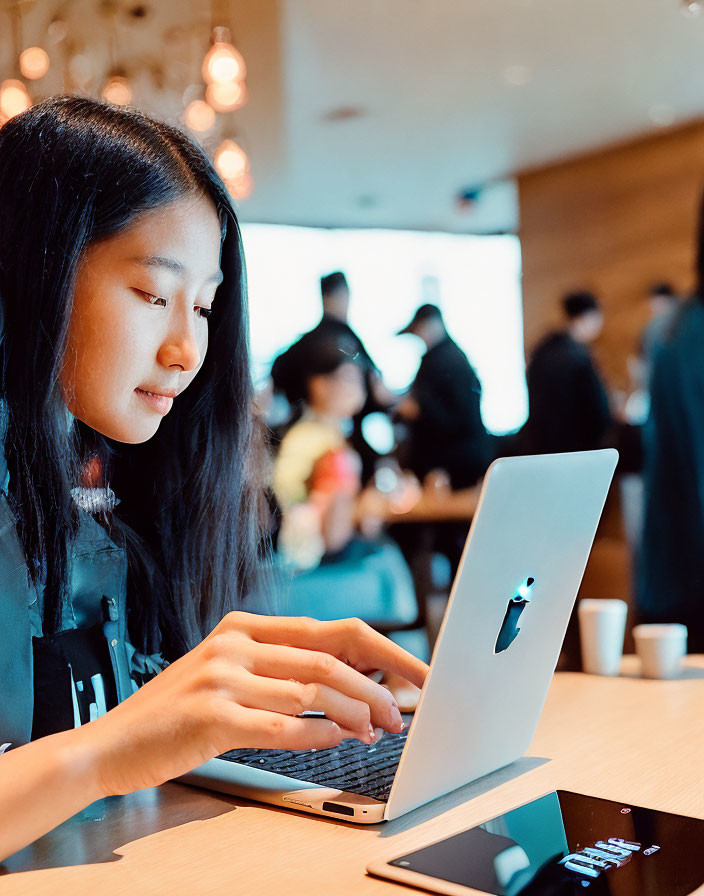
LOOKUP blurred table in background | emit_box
[386,485,479,524]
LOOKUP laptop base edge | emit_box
[177,758,387,824]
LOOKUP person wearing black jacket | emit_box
[522,291,612,455]
[396,304,492,489]
[271,273,376,407]
[270,272,395,481]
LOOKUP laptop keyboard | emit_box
[220,728,409,802]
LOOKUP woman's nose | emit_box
[157,309,203,372]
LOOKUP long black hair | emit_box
[0,96,269,658]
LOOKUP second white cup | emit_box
[578,598,628,676]
[632,623,688,680]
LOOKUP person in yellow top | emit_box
[273,333,370,568]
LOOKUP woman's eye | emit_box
[140,290,168,308]
[196,306,213,320]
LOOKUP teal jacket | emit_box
[0,447,164,748]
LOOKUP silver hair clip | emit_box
[70,486,118,514]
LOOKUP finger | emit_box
[222,705,344,752]
[317,619,429,688]
[248,642,404,733]
[232,674,376,743]
[306,683,376,741]
[238,614,429,689]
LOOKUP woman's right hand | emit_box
[83,612,428,798]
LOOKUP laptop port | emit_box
[322,801,355,816]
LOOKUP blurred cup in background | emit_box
[632,623,687,680]
[578,598,628,676]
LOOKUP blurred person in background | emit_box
[271,271,395,480]
[272,330,424,667]
[273,331,416,578]
[637,200,704,650]
[522,290,612,454]
[614,282,681,498]
[272,272,374,387]
[395,303,493,490]
[640,281,681,384]
[273,331,372,567]
[392,303,491,584]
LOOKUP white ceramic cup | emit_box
[632,623,688,680]
[578,598,628,676]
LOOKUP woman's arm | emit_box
[0,614,428,861]
[0,725,104,862]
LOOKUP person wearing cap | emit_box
[522,290,612,454]
[396,304,492,490]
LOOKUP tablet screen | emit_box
[386,791,704,894]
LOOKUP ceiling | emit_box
[2,0,704,233]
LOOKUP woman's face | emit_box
[61,193,223,443]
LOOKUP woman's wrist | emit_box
[52,723,111,805]
[0,725,113,862]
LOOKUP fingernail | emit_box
[373,727,384,743]
[368,723,375,742]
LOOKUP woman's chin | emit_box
[79,414,162,444]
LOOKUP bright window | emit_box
[241,224,527,435]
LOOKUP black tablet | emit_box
[367,791,704,895]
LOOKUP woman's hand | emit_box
[85,613,429,798]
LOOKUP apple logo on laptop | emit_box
[494,578,535,654]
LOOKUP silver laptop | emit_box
[180,450,618,823]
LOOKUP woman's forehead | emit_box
[88,195,222,279]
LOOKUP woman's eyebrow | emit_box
[131,255,223,285]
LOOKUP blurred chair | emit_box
[278,538,430,662]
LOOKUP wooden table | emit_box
[3,657,704,894]
[387,486,479,523]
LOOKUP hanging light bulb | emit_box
[682,0,702,14]
[103,76,132,105]
[68,54,93,90]
[47,17,69,43]
[183,99,216,132]
[202,28,246,85]
[215,139,249,180]
[225,171,254,200]
[0,79,32,120]
[19,47,50,80]
[206,80,247,112]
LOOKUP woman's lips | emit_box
[135,388,174,415]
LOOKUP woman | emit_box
[0,97,426,862]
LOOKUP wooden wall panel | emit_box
[518,122,704,388]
